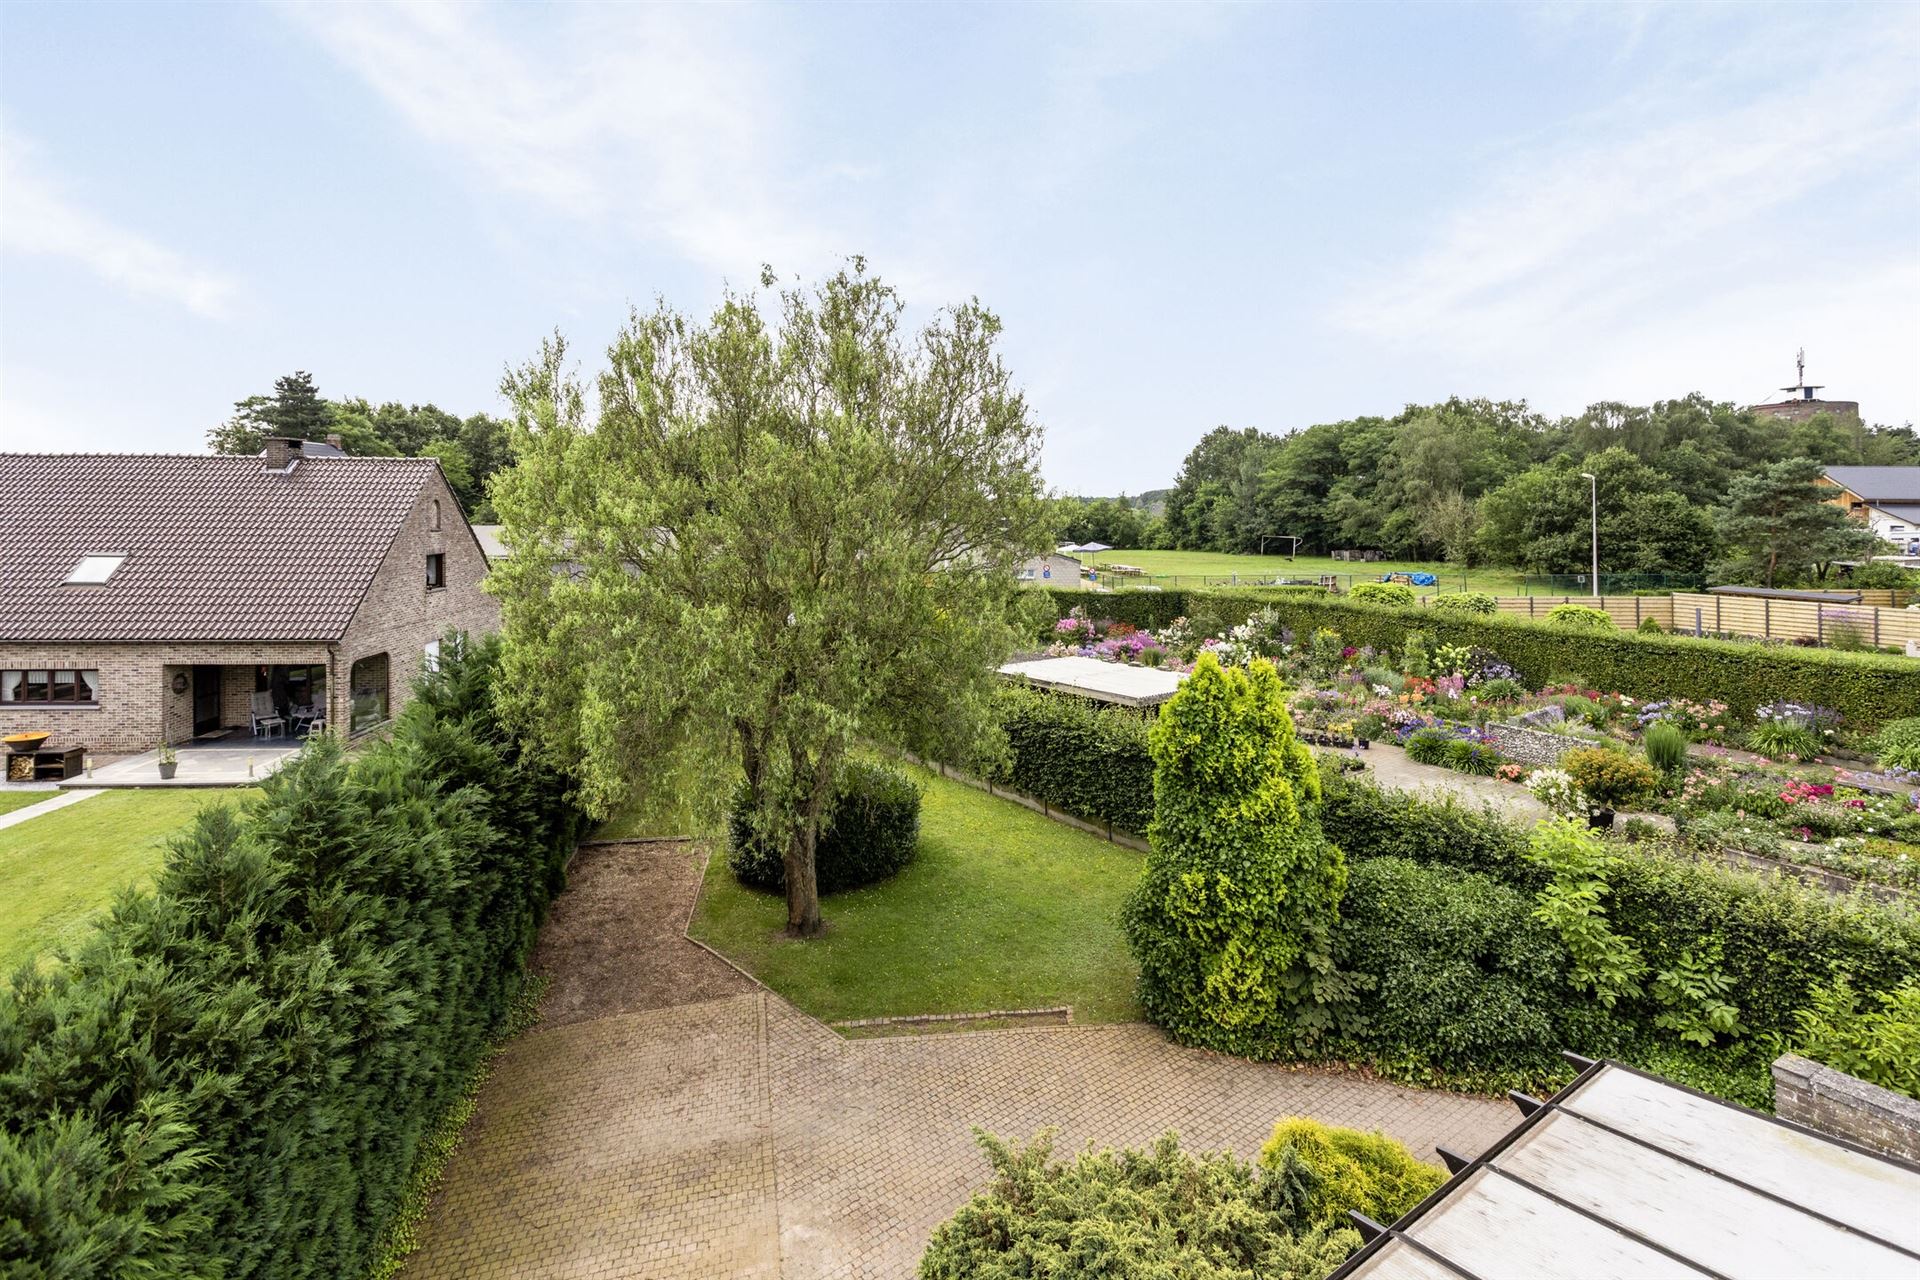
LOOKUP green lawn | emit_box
[1079,549,1528,595]
[691,766,1144,1024]
[0,792,52,818]
[0,789,253,976]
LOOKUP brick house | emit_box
[0,439,498,754]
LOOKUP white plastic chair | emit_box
[250,691,285,739]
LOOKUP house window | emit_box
[425,553,446,590]
[349,654,389,732]
[2,668,100,704]
[422,639,441,673]
[431,499,442,531]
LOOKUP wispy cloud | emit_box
[0,128,239,318]
[1332,13,1920,362]
[283,1,837,279]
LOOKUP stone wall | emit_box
[1484,719,1596,768]
[1771,1053,1920,1163]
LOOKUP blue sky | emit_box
[2,1,1915,495]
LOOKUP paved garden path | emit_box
[405,841,1514,1280]
[1362,744,1676,833]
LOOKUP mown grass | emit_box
[0,788,254,976]
[1080,548,1528,594]
[0,792,52,818]
[691,766,1144,1024]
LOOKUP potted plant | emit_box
[157,741,178,780]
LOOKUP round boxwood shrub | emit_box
[1350,581,1418,608]
[1430,592,1497,615]
[1560,745,1656,811]
[729,759,921,893]
[1545,603,1616,630]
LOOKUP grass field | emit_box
[691,766,1143,1024]
[0,788,254,976]
[1078,549,1529,595]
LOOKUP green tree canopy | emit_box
[1714,457,1883,587]
[488,263,1050,935]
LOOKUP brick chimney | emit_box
[325,433,344,452]
[261,436,301,470]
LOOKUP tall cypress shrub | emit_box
[1124,654,1346,1056]
[0,635,580,1279]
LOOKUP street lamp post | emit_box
[1580,472,1599,598]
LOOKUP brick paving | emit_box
[406,841,1514,1279]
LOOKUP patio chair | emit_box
[289,702,320,735]
[250,691,286,740]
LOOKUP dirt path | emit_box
[405,840,1515,1279]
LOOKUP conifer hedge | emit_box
[1042,587,1920,726]
[0,636,583,1279]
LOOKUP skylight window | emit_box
[64,554,126,585]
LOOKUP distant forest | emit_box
[1052,394,1919,584]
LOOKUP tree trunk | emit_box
[782,822,822,937]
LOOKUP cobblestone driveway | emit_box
[406,842,1513,1279]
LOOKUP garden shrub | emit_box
[1476,676,1524,702]
[1790,977,1920,1100]
[919,1130,1361,1279]
[1870,717,1920,771]
[1044,588,1920,728]
[1259,1118,1446,1232]
[729,758,921,893]
[1444,738,1503,776]
[981,683,1153,834]
[1348,582,1417,608]
[0,637,582,1280]
[1124,655,1346,1056]
[1637,616,1665,634]
[1335,857,1576,1082]
[1560,745,1657,811]
[1746,719,1823,763]
[1546,603,1616,630]
[1403,726,1453,765]
[1430,592,1497,615]
[1642,721,1689,778]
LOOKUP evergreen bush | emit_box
[919,1130,1362,1279]
[1348,582,1417,608]
[1258,1117,1446,1231]
[1546,603,1616,630]
[1124,654,1346,1055]
[1561,745,1657,811]
[980,684,1153,834]
[729,759,921,893]
[1430,592,1497,615]
[0,636,581,1279]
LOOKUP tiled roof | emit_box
[0,453,439,642]
[1823,466,1920,502]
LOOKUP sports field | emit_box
[1076,549,1529,594]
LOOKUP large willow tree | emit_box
[489,263,1050,935]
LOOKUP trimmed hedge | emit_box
[1044,587,1920,727]
[982,684,1153,834]
[1348,582,1417,608]
[729,759,922,893]
[0,636,583,1279]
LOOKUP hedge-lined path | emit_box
[403,839,1513,1279]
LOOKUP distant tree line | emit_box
[1061,394,1917,587]
[207,371,512,520]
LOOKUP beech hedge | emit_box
[981,683,1153,835]
[1043,587,1920,726]
[0,636,583,1279]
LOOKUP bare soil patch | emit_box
[530,839,753,1027]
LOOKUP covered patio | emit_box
[63,737,304,789]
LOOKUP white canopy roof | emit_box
[1335,1060,1920,1280]
[998,655,1185,707]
